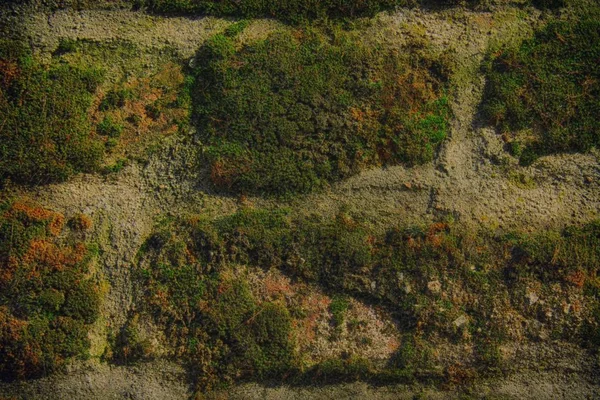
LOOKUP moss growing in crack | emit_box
[193,26,450,197]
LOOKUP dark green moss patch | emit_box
[194,27,450,197]
[140,0,407,22]
[99,88,133,111]
[0,40,104,185]
[111,314,153,365]
[97,116,124,138]
[483,19,600,165]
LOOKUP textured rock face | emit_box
[1,2,599,399]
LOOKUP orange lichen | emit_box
[427,234,443,248]
[0,199,99,379]
[22,240,62,271]
[0,307,27,340]
[0,59,20,88]
[49,214,65,236]
[350,107,365,122]
[293,293,331,347]
[0,307,36,379]
[386,336,400,353]
[9,200,55,222]
[428,222,449,234]
[64,243,87,266]
[384,69,439,114]
[337,213,357,229]
[152,288,170,310]
[426,222,449,248]
[565,270,586,288]
[217,280,232,295]
[22,239,86,272]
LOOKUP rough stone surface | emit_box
[0,4,599,400]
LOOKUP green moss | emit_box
[99,88,133,111]
[296,213,374,287]
[38,289,66,312]
[581,303,600,348]
[212,208,293,266]
[532,0,565,8]
[187,208,376,290]
[0,40,104,185]
[194,27,450,197]
[136,217,300,385]
[474,337,503,374]
[63,281,101,324]
[97,116,123,138]
[102,158,128,173]
[390,334,434,372]
[239,301,296,378]
[504,222,600,283]
[483,19,600,164]
[330,295,349,331]
[54,38,78,55]
[137,258,296,386]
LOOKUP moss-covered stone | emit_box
[0,199,101,380]
[0,40,104,185]
[193,26,450,197]
[135,206,600,387]
[483,19,600,165]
